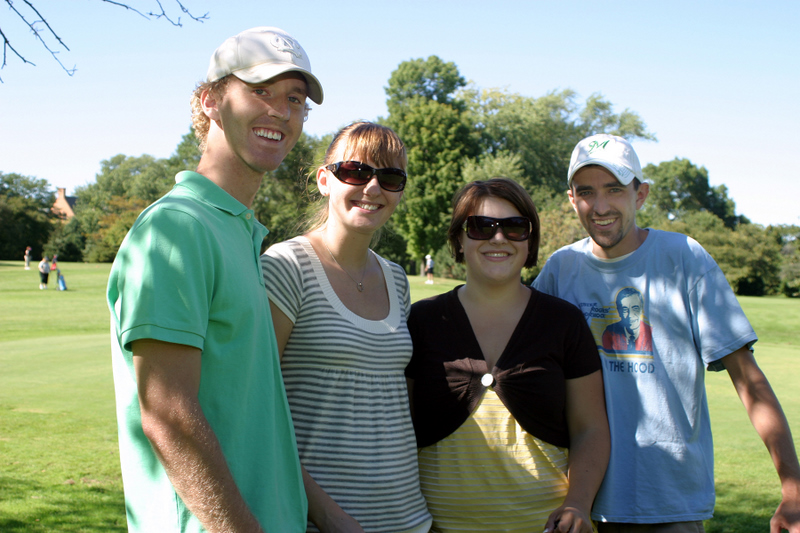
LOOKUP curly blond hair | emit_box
[190,76,231,153]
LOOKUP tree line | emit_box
[2,55,798,297]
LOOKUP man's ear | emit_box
[567,187,578,214]
[635,182,650,210]
[317,166,330,197]
[200,89,222,121]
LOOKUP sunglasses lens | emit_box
[466,216,530,241]
[337,162,371,185]
[466,217,496,240]
[376,169,406,191]
[503,218,530,241]
[332,162,406,191]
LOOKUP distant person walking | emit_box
[24,246,31,269]
[425,254,434,284]
[38,256,51,289]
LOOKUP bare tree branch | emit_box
[2,0,75,79]
[143,0,209,27]
[1,0,208,82]
[99,0,152,21]
[20,0,70,52]
[1,26,34,68]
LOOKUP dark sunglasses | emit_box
[464,215,532,242]
[325,161,407,192]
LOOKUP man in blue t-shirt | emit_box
[108,27,324,532]
[534,134,800,532]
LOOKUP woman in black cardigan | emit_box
[406,178,610,533]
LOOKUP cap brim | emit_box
[232,63,324,104]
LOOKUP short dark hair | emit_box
[448,178,540,268]
[615,287,643,312]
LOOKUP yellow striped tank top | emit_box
[418,388,570,532]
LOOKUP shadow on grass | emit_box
[0,475,126,532]
[705,481,778,533]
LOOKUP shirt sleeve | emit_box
[116,207,212,352]
[688,251,758,369]
[401,267,411,317]
[261,241,304,324]
[532,257,558,295]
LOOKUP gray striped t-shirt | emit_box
[261,237,431,533]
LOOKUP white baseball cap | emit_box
[567,134,642,187]
[206,26,324,105]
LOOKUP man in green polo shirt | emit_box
[107,27,324,532]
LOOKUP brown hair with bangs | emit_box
[302,121,407,234]
[448,178,540,268]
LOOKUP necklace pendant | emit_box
[322,238,368,294]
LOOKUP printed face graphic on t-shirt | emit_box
[619,294,642,335]
[598,287,653,356]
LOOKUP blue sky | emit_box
[1,0,798,226]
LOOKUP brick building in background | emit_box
[51,188,76,220]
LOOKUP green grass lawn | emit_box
[0,260,798,531]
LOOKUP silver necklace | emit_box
[322,239,369,292]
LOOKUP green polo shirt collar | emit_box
[175,170,251,218]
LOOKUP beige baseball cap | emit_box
[568,134,642,187]
[206,26,323,104]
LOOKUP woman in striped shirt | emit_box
[406,178,610,532]
[261,122,431,533]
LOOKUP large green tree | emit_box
[63,125,321,262]
[385,55,466,107]
[71,128,203,262]
[463,87,655,198]
[461,151,525,185]
[44,217,85,262]
[384,56,480,264]
[164,129,203,177]
[579,93,654,140]
[633,158,788,295]
[0,172,54,260]
[74,153,175,261]
[772,225,800,297]
[642,158,742,228]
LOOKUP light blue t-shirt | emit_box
[107,171,307,532]
[534,229,757,523]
